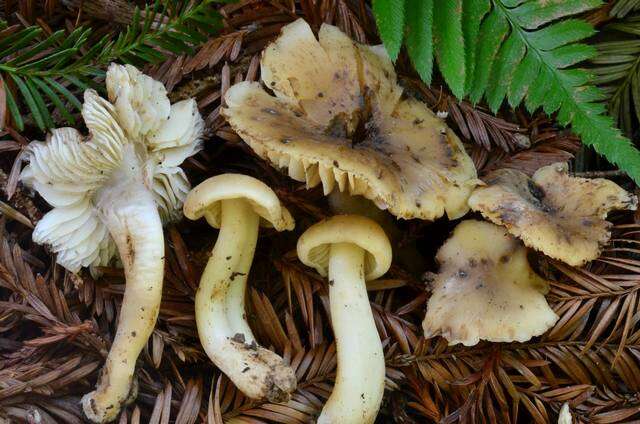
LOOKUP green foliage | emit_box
[592,15,640,136]
[610,0,640,18]
[433,0,465,98]
[373,0,405,61]
[373,0,640,185]
[0,0,222,132]
[405,0,433,83]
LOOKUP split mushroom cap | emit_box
[297,215,391,424]
[21,63,203,423]
[468,162,638,267]
[423,220,558,346]
[222,19,478,221]
[183,173,294,230]
[297,214,392,280]
[184,174,296,402]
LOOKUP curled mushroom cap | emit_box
[20,64,203,274]
[222,19,478,220]
[423,220,558,346]
[297,214,392,280]
[183,173,294,231]
[297,215,391,424]
[468,163,638,266]
[184,174,296,402]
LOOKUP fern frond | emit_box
[375,0,640,184]
[0,0,222,132]
[468,1,640,185]
[592,15,640,135]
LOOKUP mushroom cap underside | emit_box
[468,162,638,266]
[183,173,294,232]
[422,220,558,346]
[296,214,392,280]
[222,19,478,221]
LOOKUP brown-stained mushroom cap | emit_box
[297,215,392,280]
[422,220,558,346]
[468,162,638,267]
[222,19,478,221]
[183,174,294,231]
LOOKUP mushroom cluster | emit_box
[218,18,637,423]
[21,64,203,422]
[23,17,639,424]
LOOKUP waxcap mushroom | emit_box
[423,220,558,346]
[222,19,478,221]
[184,173,296,402]
[297,214,391,424]
[20,63,203,423]
[468,162,638,267]
[297,214,392,280]
[183,173,294,231]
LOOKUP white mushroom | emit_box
[20,63,203,423]
[183,174,296,402]
[297,215,392,424]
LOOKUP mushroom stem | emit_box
[82,178,164,423]
[196,198,296,401]
[320,242,385,424]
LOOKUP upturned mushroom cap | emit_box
[297,215,392,280]
[183,174,294,231]
[422,220,558,346]
[468,162,638,267]
[222,19,478,221]
[20,64,203,273]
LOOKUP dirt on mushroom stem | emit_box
[82,145,165,423]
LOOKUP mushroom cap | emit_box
[468,162,638,266]
[20,63,203,273]
[296,215,392,280]
[222,19,478,221]
[422,220,558,346]
[183,174,294,232]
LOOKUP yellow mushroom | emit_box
[423,220,558,346]
[468,162,637,266]
[183,174,296,402]
[222,18,478,221]
[297,215,392,424]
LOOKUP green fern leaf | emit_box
[462,0,491,93]
[376,0,640,182]
[468,9,509,103]
[373,0,405,62]
[405,0,433,83]
[471,0,640,183]
[433,0,466,98]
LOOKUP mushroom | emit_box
[422,220,558,346]
[297,215,392,424]
[468,163,638,266]
[20,63,203,423]
[183,173,297,402]
[328,190,423,273]
[222,18,478,221]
